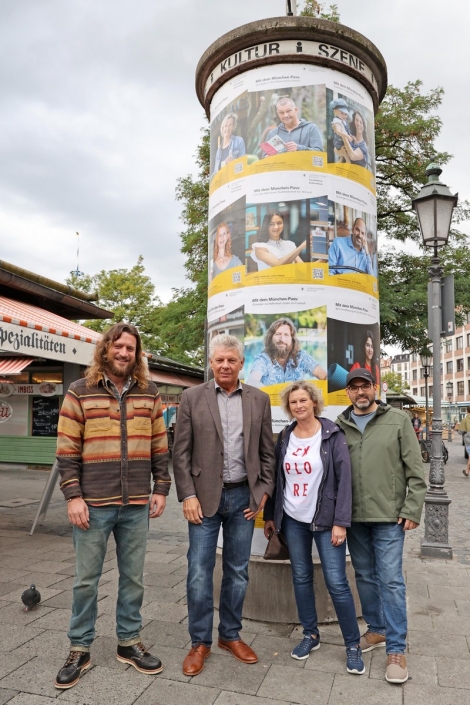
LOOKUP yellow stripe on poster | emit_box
[249,381,328,409]
[208,266,245,298]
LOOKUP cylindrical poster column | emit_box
[197,16,387,427]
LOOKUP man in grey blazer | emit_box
[173,334,275,676]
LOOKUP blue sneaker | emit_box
[291,634,320,660]
[346,645,365,674]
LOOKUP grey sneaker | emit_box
[385,654,408,683]
[360,630,386,653]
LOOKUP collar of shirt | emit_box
[103,372,133,402]
[214,380,243,396]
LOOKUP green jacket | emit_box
[336,403,426,524]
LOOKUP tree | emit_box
[298,1,340,21]
[381,371,410,395]
[66,256,164,352]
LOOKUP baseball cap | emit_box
[346,368,376,386]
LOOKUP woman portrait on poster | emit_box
[213,113,246,174]
[251,211,306,271]
[339,110,370,168]
[211,223,243,281]
[263,381,364,673]
[350,330,380,384]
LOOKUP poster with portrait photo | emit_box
[208,197,246,284]
[326,87,375,175]
[327,318,380,394]
[327,201,377,278]
[243,307,327,389]
[206,306,245,381]
[210,92,249,179]
[244,84,327,162]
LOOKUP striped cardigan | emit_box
[57,377,170,505]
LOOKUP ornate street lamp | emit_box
[413,164,458,559]
[420,350,432,442]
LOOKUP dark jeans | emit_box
[187,484,254,646]
[68,504,148,651]
[347,521,406,654]
[282,513,360,647]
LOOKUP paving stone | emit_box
[0,570,30,584]
[142,572,186,588]
[370,652,437,685]
[11,628,71,662]
[431,613,470,635]
[241,618,294,639]
[403,683,470,704]
[436,657,470,688]
[145,541,176,554]
[133,677,219,705]
[0,557,36,571]
[26,560,76,576]
[213,693,291,705]
[408,629,470,658]
[0,652,33,680]
[328,673,402,705]
[6,696,58,704]
[257,664,334,704]
[191,651,269,695]
[94,613,151,639]
[138,644,191,683]
[428,584,469,601]
[304,642,372,675]
[0,602,55,626]
[45,577,75,591]
[58,665,150,704]
[90,636,133,671]
[144,552,182,565]
[140,620,191,649]
[26,609,72,632]
[141,601,187,623]
[40,592,73,610]
[0,624,45,652]
[249,634,306,669]
[0,583,26,599]
[0,689,19,705]
[0,657,59,698]
[11,572,73,589]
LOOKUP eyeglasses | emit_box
[347,383,373,393]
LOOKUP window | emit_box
[457,358,464,372]
[31,371,63,383]
[420,387,425,396]
[429,386,433,397]
[405,372,408,380]
[468,380,470,395]
[467,333,470,347]
[458,381,465,396]
[412,370,417,381]
[446,361,453,374]
[445,339,452,353]
[419,368,425,379]
[397,363,402,371]
[413,388,418,395]
[457,336,463,350]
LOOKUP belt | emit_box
[222,479,248,490]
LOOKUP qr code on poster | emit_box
[232,271,241,283]
[234,162,243,174]
[312,268,324,280]
[312,156,324,167]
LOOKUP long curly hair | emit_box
[350,109,368,144]
[264,317,300,367]
[85,322,148,389]
[213,222,233,260]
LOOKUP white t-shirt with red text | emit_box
[283,430,323,523]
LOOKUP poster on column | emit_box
[208,62,380,428]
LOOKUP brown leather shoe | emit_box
[218,639,258,664]
[182,644,211,676]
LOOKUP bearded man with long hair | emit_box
[55,322,170,690]
[247,317,327,388]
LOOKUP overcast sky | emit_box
[0,0,468,302]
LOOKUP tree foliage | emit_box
[298,1,340,21]
[382,371,409,394]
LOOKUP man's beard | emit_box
[353,396,374,411]
[107,359,135,378]
[266,341,291,362]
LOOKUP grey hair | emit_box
[276,96,296,109]
[281,381,324,418]
[209,334,244,360]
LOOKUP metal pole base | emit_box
[420,491,452,559]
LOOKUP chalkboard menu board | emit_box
[32,397,60,437]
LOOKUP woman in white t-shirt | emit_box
[251,211,306,271]
[264,381,364,674]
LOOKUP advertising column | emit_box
[197,17,387,427]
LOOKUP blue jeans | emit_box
[282,513,360,647]
[68,504,149,651]
[187,484,254,646]
[346,522,406,654]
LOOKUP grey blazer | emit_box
[172,380,276,517]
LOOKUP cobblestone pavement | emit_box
[1,442,470,704]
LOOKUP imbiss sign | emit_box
[0,320,96,366]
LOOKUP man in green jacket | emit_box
[336,368,426,685]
